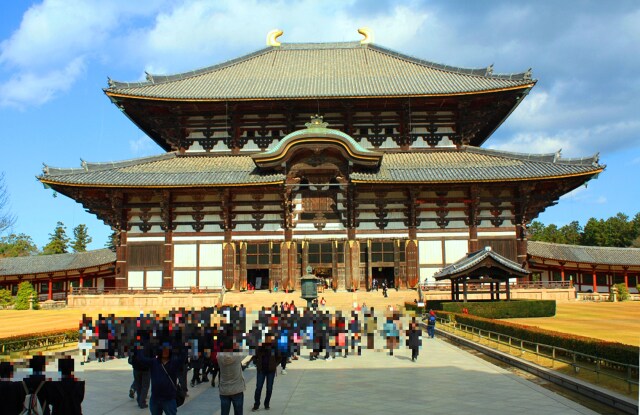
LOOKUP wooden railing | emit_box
[419,281,572,292]
[70,286,224,296]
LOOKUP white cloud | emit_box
[0,57,85,108]
[0,0,165,107]
[129,136,157,157]
[124,0,429,74]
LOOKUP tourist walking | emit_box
[407,318,422,362]
[427,310,437,338]
[129,346,151,408]
[251,333,281,411]
[217,334,248,415]
[135,343,183,415]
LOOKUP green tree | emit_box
[527,221,546,241]
[0,233,39,257]
[14,281,38,310]
[582,217,605,246]
[71,224,92,252]
[42,221,70,255]
[0,172,16,234]
[559,221,582,245]
[0,288,13,308]
[105,230,119,252]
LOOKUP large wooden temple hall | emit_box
[37,30,604,293]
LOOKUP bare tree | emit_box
[0,173,16,234]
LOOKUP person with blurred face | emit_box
[250,333,281,411]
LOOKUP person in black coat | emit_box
[406,318,422,362]
[48,357,84,415]
[136,342,183,415]
[21,355,52,415]
[0,361,24,415]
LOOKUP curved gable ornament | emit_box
[252,115,383,169]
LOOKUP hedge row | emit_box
[441,300,556,318]
[0,328,78,354]
[438,311,639,366]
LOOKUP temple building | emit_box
[35,30,604,293]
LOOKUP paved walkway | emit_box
[18,335,598,415]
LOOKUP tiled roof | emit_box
[40,153,285,187]
[0,249,115,277]
[39,147,602,188]
[351,147,603,183]
[528,241,640,266]
[105,42,534,100]
[434,246,530,280]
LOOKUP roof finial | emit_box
[107,77,115,88]
[266,29,283,47]
[305,115,328,129]
[358,27,373,44]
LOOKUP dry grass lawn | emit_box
[0,309,145,339]
[505,301,640,347]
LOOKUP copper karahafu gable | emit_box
[252,117,383,169]
[104,41,535,100]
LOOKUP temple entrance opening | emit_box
[372,266,395,289]
[247,268,270,290]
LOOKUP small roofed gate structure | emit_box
[433,246,530,302]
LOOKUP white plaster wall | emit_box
[419,240,443,265]
[128,271,144,288]
[174,270,197,288]
[146,271,163,289]
[199,244,222,267]
[444,240,469,264]
[174,244,197,267]
[420,267,441,282]
[199,270,223,288]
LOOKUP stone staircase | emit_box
[221,289,420,312]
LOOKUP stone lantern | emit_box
[300,266,320,308]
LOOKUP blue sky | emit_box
[1,0,639,250]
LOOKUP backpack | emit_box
[428,316,436,326]
[20,380,47,415]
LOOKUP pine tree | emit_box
[105,230,119,252]
[42,221,70,255]
[15,281,38,310]
[71,224,92,252]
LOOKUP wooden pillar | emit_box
[450,279,455,301]
[301,240,308,291]
[560,263,566,283]
[405,239,418,288]
[163,230,173,289]
[623,266,629,288]
[462,278,468,303]
[591,266,597,293]
[496,281,500,300]
[515,221,527,266]
[79,273,84,290]
[506,278,511,300]
[115,230,128,289]
[467,186,479,252]
[48,276,53,301]
[239,242,247,291]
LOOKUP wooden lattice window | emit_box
[128,244,163,268]
[308,242,332,264]
[371,241,394,263]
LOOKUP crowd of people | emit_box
[2,304,435,415]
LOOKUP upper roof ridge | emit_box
[105,40,534,91]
